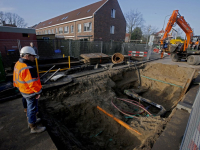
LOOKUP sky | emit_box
[0,0,200,35]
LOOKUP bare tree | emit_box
[141,25,159,43]
[142,25,159,36]
[125,9,145,38]
[0,11,27,28]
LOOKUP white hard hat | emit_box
[20,46,37,56]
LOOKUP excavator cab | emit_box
[190,36,200,50]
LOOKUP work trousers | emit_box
[22,97,27,108]
[26,97,38,124]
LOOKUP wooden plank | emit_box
[171,69,196,109]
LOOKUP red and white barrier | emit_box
[128,51,148,57]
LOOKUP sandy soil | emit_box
[38,63,195,149]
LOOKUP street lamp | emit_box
[162,14,171,37]
[146,26,151,48]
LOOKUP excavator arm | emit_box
[160,10,179,45]
[160,10,193,51]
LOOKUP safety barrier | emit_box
[128,51,148,57]
[180,87,200,150]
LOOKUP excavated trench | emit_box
[39,63,195,150]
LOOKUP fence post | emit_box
[121,43,124,55]
[69,40,71,56]
[17,39,21,52]
[101,41,103,53]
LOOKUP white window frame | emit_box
[84,22,92,32]
[52,29,54,34]
[45,30,47,34]
[55,28,58,34]
[48,30,51,34]
[59,27,63,34]
[64,26,69,33]
[78,24,81,33]
[71,25,74,33]
[110,26,115,34]
[111,9,116,18]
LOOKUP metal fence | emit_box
[180,87,200,150]
[0,39,158,68]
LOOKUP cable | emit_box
[116,98,152,116]
[111,98,152,119]
[111,100,138,119]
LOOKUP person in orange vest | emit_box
[13,46,45,133]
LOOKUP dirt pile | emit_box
[39,63,195,149]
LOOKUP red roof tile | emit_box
[35,0,107,29]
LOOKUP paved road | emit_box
[150,55,200,70]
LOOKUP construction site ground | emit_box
[1,55,200,150]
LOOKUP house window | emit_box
[43,37,50,40]
[22,33,29,37]
[111,9,116,18]
[55,28,58,34]
[45,30,47,34]
[48,30,51,34]
[59,27,63,34]
[64,26,69,33]
[110,26,115,34]
[52,29,54,34]
[84,22,92,32]
[78,24,81,33]
[71,25,74,33]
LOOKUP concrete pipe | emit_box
[111,53,124,64]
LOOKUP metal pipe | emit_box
[39,68,70,74]
[44,68,60,84]
[68,56,71,69]
[35,58,39,75]
[124,89,166,116]
[40,65,55,78]
[134,62,141,88]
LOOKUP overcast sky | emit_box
[0,0,199,35]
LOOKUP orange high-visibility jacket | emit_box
[13,58,42,98]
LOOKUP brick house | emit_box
[35,0,126,41]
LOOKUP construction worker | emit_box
[30,42,38,55]
[13,46,46,133]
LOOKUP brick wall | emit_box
[0,32,36,41]
[94,0,126,41]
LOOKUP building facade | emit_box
[35,0,126,41]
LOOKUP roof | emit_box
[156,30,164,35]
[125,33,130,37]
[35,0,107,30]
[0,26,36,34]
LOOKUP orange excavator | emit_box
[160,10,200,65]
